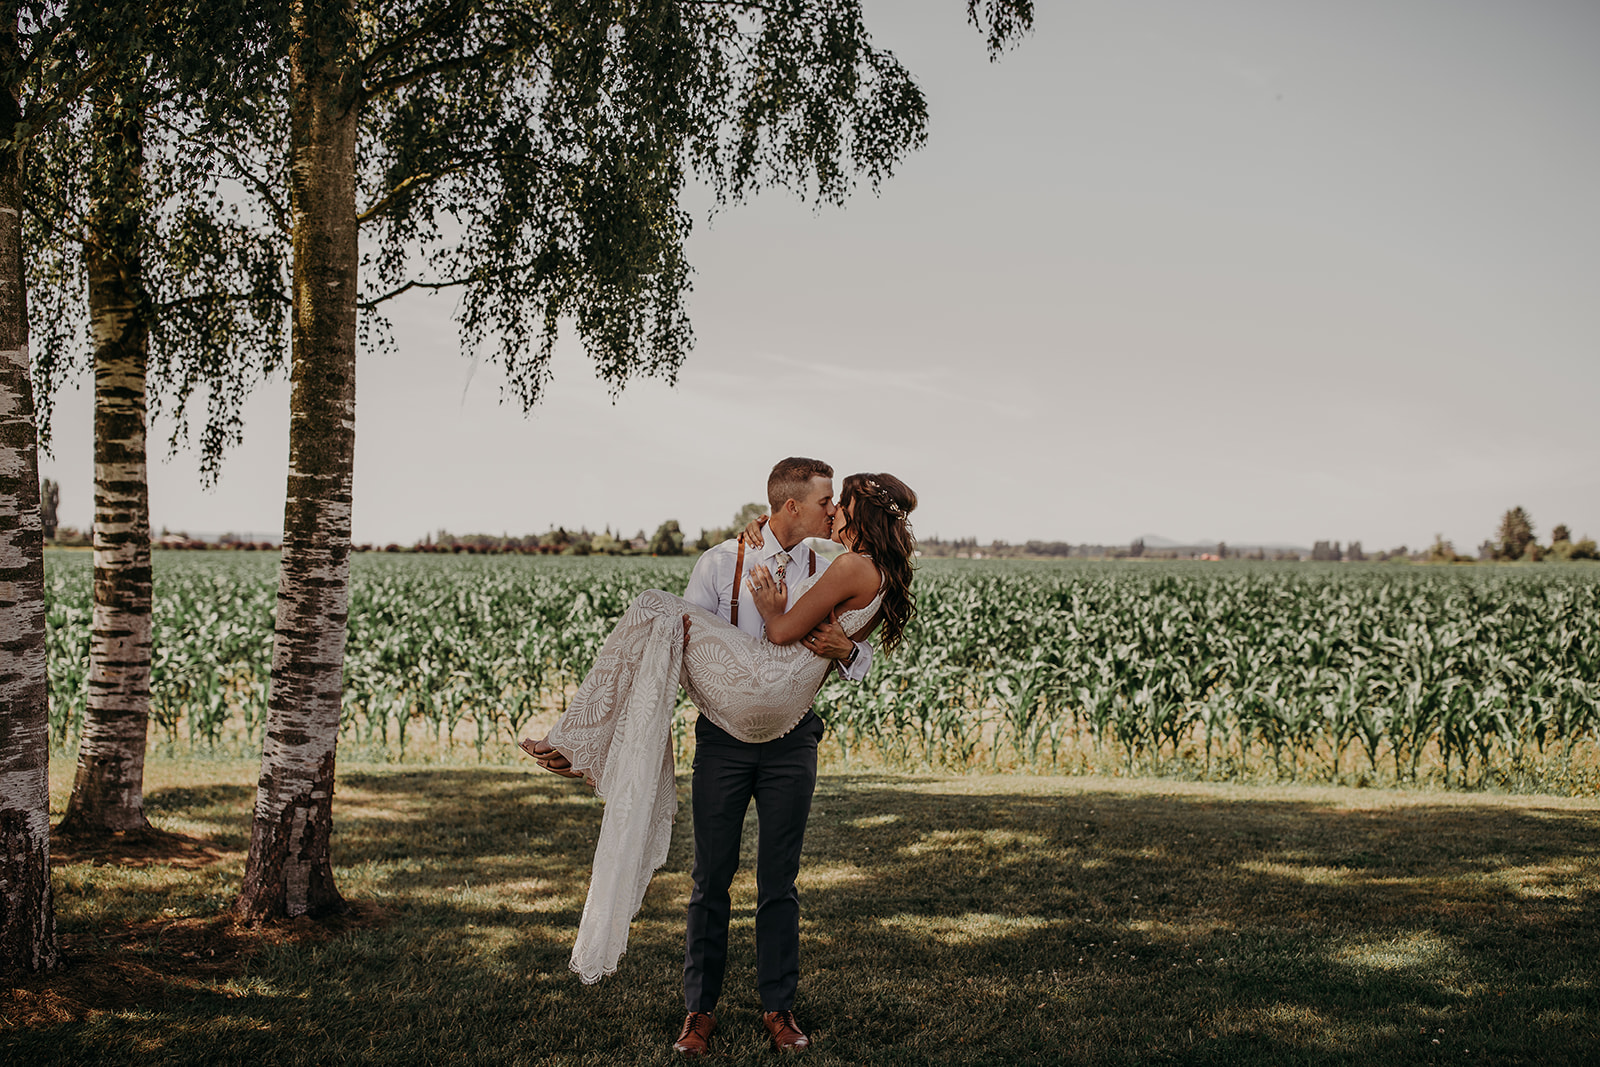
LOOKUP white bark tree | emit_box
[55,82,155,834]
[0,50,58,964]
[0,0,105,977]
[30,4,287,837]
[237,0,360,919]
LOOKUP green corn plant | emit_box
[37,550,1600,785]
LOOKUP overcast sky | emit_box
[37,0,1600,550]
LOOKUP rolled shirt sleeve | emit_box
[836,638,873,682]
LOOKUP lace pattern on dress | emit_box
[545,590,684,983]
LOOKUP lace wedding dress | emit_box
[544,573,883,983]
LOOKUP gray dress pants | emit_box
[683,709,823,1013]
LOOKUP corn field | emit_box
[43,552,1600,788]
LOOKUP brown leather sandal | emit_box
[519,737,584,778]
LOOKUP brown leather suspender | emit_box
[730,538,746,626]
[728,537,814,627]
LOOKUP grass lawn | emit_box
[4,757,1598,1065]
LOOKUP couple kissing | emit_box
[521,457,918,1055]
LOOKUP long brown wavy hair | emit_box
[838,473,918,653]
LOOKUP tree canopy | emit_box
[271,0,1033,409]
[25,1,289,483]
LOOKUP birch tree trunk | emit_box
[58,85,153,836]
[0,12,59,977]
[237,0,359,920]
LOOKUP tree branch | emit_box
[356,165,470,226]
[17,57,109,144]
[361,44,521,103]
[158,289,291,313]
[679,1,786,12]
[19,188,99,253]
[173,133,291,235]
[356,148,550,225]
[361,0,475,77]
[358,276,472,309]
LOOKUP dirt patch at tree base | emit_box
[2,903,392,1029]
[50,826,229,870]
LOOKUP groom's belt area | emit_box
[696,708,824,743]
[729,537,814,627]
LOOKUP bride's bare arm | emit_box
[747,553,879,645]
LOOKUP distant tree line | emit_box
[48,498,1600,566]
[369,520,684,555]
[40,503,763,558]
[919,537,1084,560]
[401,504,773,557]
[915,506,1598,564]
[1483,507,1595,562]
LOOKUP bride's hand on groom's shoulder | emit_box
[740,515,768,547]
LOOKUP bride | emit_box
[521,472,918,983]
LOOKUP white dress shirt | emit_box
[683,536,874,682]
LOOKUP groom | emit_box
[673,457,872,1056]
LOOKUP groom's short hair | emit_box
[768,457,833,511]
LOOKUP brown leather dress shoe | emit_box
[762,1010,810,1052]
[673,1011,716,1056]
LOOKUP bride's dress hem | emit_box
[571,949,626,985]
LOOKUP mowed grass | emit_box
[4,757,1598,1066]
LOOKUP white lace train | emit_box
[543,583,880,983]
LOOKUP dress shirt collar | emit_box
[750,535,807,568]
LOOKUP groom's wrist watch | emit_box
[842,645,860,669]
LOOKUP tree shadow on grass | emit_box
[794,779,1599,1064]
[8,769,1598,1065]
[51,827,229,870]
